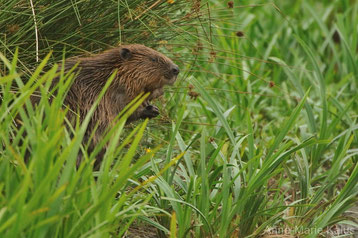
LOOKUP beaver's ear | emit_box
[119,48,132,60]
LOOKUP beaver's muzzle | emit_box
[171,64,180,76]
[167,64,179,85]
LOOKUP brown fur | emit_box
[38,44,179,167]
[63,44,178,122]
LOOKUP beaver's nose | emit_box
[171,65,180,76]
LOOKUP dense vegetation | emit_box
[1,0,357,237]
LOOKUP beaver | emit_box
[63,44,178,122]
[38,44,179,167]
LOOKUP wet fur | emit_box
[34,44,179,168]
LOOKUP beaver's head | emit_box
[116,44,179,100]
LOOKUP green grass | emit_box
[1,0,358,237]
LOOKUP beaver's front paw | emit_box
[140,105,159,119]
